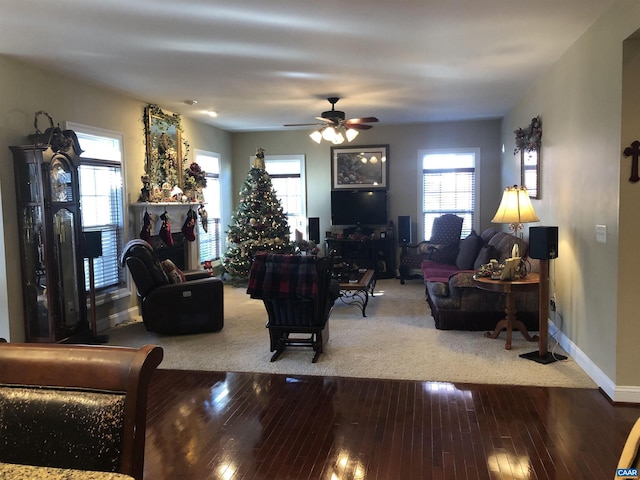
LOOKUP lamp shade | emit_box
[492,185,539,229]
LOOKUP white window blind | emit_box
[73,128,125,291]
[421,151,476,239]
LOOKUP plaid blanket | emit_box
[247,253,318,299]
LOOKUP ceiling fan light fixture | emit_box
[285,97,378,144]
[309,130,323,143]
[346,128,359,142]
[322,126,336,141]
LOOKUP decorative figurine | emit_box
[138,175,151,202]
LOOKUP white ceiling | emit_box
[1,0,615,132]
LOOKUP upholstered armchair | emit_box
[399,214,464,284]
[247,253,339,363]
[0,343,163,480]
[121,239,224,335]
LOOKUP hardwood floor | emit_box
[144,369,640,480]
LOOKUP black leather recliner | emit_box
[120,239,223,334]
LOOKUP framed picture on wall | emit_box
[331,144,389,190]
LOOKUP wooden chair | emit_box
[0,343,163,480]
[247,253,338,363]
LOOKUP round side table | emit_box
[473,273,540,350]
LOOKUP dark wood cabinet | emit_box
[325,237,395,279]
[11,144,89,342]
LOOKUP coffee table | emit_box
[337,269,376,317]
[473,273,540,350]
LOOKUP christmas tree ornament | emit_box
[182,207,196,241]
[252,147,265,169]
[159,210,174,246]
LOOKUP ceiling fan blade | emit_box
[315,116,337,124]
[346,117,379,125]
[284,123,325,127]
[345,123,373,130]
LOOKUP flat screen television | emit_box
[331,190,387,226]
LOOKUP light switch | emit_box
[596,224,607,243]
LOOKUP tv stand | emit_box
[325,236,395,279]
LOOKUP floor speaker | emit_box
[398,215,411,244]
[309,217,320,244]
[83,231,103,258]
[529,226,558,259]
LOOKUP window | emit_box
[264,155,306,240]
[196,150,222,263]
[420,149,477,240]
[71,126,125,291]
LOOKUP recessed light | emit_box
[183,100,198,106]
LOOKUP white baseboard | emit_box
[97,307,139,332]
[549,319,640,403]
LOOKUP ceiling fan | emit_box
[284,97,378,144]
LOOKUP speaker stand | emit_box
[521,258,566,365]
[520,350,567,364]
[87,257,108,344]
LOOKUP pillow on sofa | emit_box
[473,245,499,270]
[455,230,484,270]
[161,259,186,283]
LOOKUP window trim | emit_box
[66,122,130,300]
[194,149,222,263]
[256,154,307,240]
[417,148,481,240]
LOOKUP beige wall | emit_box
[231,119,503,254]
[0,56,232,341]
[502,0,640,394]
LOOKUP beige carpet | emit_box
[106,278,597,388]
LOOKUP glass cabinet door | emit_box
[22,205,49,339]
[53,208,81,332]
[50,157,74,202]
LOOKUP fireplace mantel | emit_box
[130,202,204,270]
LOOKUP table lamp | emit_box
[491,185,539,238]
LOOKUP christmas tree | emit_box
[223,148,293,279]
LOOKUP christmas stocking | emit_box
[159,211,174,246]
[198,204,208,233]
[182,208,196,242]
[140,211,152,243]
